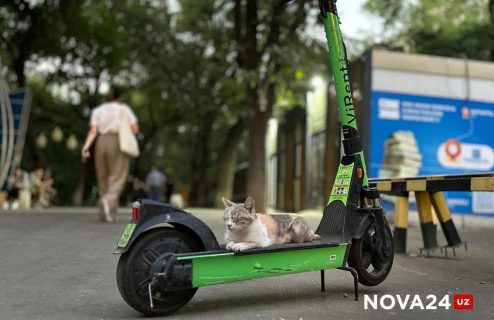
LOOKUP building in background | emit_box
[266,49,494,217]
[365,50,494,216]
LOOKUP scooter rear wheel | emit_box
[348,216,394,286]
[116,228,202,316]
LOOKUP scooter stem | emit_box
[319,0,369,187]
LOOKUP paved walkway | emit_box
[0,206,493,319]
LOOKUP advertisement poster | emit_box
[370,91,494,216]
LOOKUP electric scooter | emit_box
[115,0,394,316]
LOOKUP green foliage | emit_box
[0,0,327,205]
[364,0,494,60]
[23,76,84,204]
[364,0,404,26]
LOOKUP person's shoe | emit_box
[103,200,113,222]
[100,199,113,222]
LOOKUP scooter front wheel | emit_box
[348,216,394,286]
[116,228,202,316]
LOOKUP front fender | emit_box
[115,199,220,254]
[352,209,374,239]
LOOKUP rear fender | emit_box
[115,199,220,254]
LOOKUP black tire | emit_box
[348,216,394,286]
[116,228,202,316]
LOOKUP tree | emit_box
[0,0,88,169]
[178,0,324,210]
[0,0,175,204]
[364,0,494,61]
[1,0,326,208]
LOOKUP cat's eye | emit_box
[234,218,245,224]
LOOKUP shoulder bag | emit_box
[118,106,140,158]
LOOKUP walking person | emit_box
[145,166,166,201]
[81,86,139,222]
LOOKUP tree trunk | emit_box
[77,90,102,205]
[214,120,245,207]
[246,115,269,212]
[14,59,26,88]
[71,169,86,205]
[189,111,217,207]
[24,129,44,169]
[245,89,269,212]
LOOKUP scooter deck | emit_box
[174,241,350,288]
[176,238,349,258]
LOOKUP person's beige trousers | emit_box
[95,134,129,222]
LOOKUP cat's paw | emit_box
[230,242,251,252]
[225,241,235,250]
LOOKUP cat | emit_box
[222,196,321,252]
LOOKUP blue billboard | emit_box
[370,91,494,216]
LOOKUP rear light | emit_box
[132,201,141,221]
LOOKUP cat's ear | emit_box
[244,197,255,214]
[222,197,235,208]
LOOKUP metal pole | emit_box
[0,76,15,188]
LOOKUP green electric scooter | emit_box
[115,0,394,316]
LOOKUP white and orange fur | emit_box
[222,197,320,252]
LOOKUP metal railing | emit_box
[0,75,14,188]
[367,173,493,256]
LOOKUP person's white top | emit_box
[90,101,138,134]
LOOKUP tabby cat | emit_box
[222,197,320,252]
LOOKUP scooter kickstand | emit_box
[148,277,157,308]
[339,266,359,301]
[320,270,326,292]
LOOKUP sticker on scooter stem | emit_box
[118,223,136,248]
[328,163,354,205]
